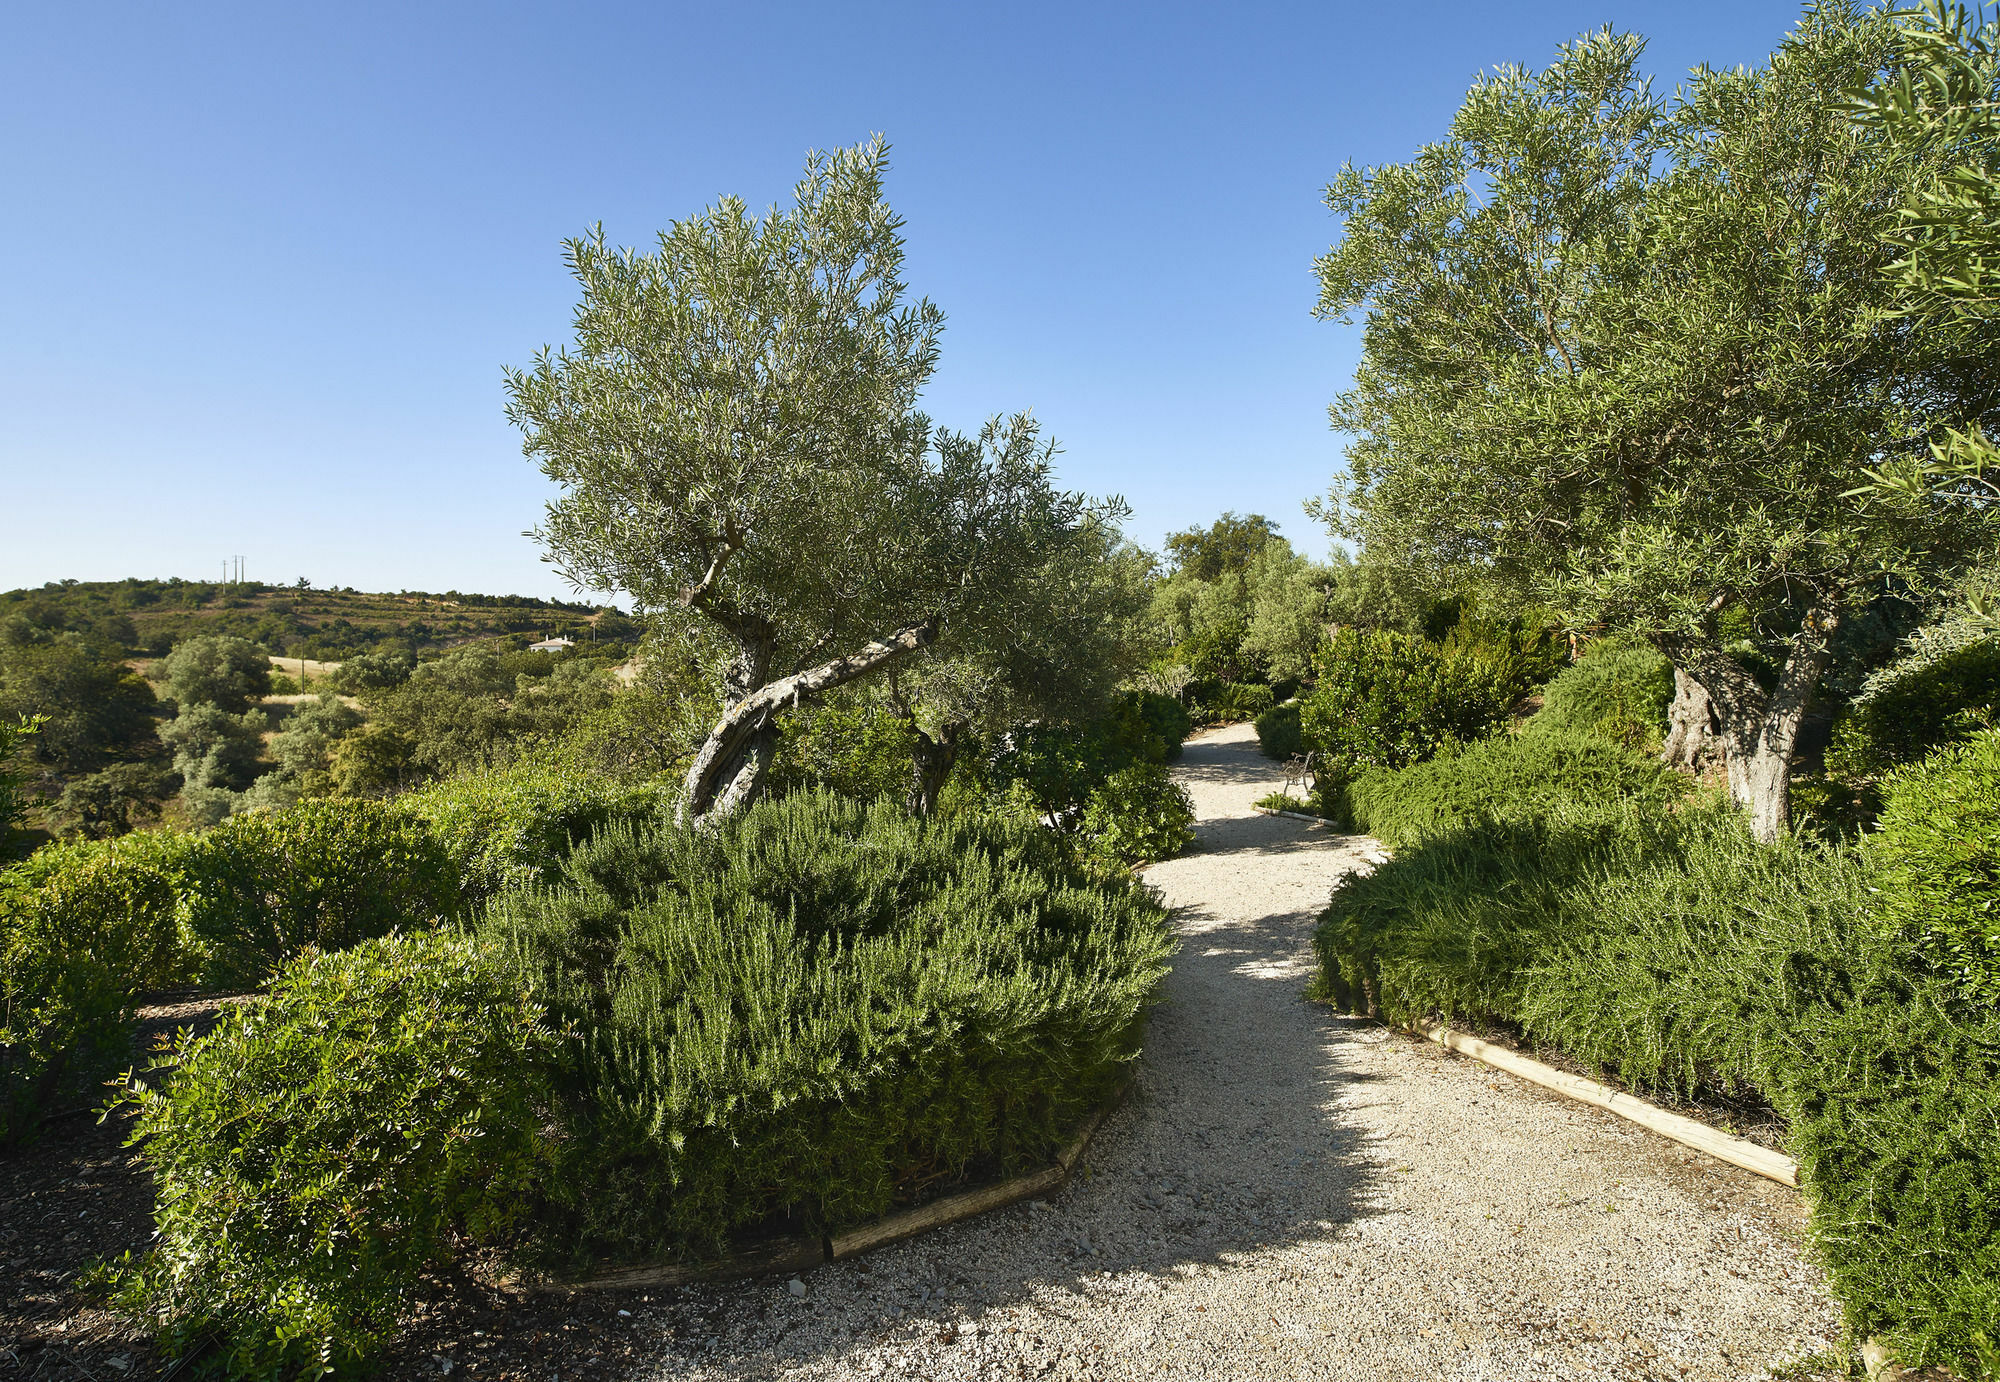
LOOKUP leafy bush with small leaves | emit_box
[1312,767,2000,1379]
[1867,731,2000,1004]
[1340,728,1689,848]
[0,836,189,1144]
[984,691,1189,826]
[179,799,459,989]
[1829,635,2000,781]
[481,791,1173,1264]
[109,931,562,1379]
[396,761,671,910]
[1297,626,1527,789]
[1526,638,1675,751]
[1253,701,1303,760]
[1082,763,1196,864]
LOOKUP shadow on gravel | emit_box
[643,803,1392,1380]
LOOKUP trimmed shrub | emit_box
[1082,763,1196,864]
[1867,731,2000,1004]
[397,762,671,909]
[180,799,459,990]
[1253,701,1304,760]
[1121,690,1193,761]
[482,792,1174,1263]
[985,691,1190,825]
[0,840,188,1145]
[1527,638,1675,751]
[110,932,560,1378]
[1342,728,1689,849]
[1298,625,1534,789]
[1828,632,2000,781]
[1312,771,2000,1379]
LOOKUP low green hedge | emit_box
[1338,727,1689,848]
[483,791,1175,1263]
[1867,731,2000,1004]
[1311,754,2000,1378]
[1253,701,1304,760]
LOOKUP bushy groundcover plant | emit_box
[1312,741,2000,1377]
[0,841,185,1145]
[109,931,562,1379]
[1341,727,1689,847]
[396,760,673,908]
[116,791,1173,1373]
[483,790,1176,1262]
[1527,638,1675,752]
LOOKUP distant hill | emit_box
[0,578,639,658]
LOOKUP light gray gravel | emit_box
[630,722,1841,1380]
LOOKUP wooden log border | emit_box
[1251,806,1334,826]
[1418,1022,1800,1188]
[539,1079,1133,1293]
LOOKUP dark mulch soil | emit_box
[1,996,655,1382]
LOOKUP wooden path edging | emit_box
[543,1080,1132,1293]
[1419,1023,1800,1188]
[1251,806,1334,826]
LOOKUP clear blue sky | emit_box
[5,1,1813,602]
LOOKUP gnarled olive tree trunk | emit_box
[1658,608,1840,843]
[1660,669,1725,776]
[905,721,965,816]
[680,622,939,822]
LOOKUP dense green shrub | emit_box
[111,932,560,1378]
[179,799,459,989]
[0,840,187,1145]
[1254,701,1304,760]
[1122,689,1193,761]
[1867,732,2000,1004]
[1298,624,1543,788]
[985,690,1189,824]
[1081,763,1196,864]
[769,696,917,802]
[482,791,1174,1262]
[1341,728,1689,848]
[397,761,670,908]
[1527,638,1675,750]
[1828,632,2000,781]
[1312,762,2000,1378]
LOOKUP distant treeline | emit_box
[0,578,633,659]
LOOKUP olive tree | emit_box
[1316,8,2000,840]
[507,139,1096,818]
[879,518,1150,814]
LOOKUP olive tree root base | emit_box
[1418,1023,1800,1188]
[539,1079,1134,1293]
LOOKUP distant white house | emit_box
[527,636,575,653]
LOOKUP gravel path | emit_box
[632,723,1841,1381]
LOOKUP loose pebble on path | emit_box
[631,721,1841,1381]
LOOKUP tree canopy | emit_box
[508,139,1117,818]
[1316,5,2000,838]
